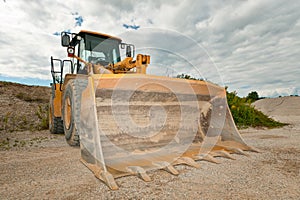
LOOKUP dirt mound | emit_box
[0,81,50,132]
[253,96,300,124]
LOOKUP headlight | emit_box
[67,47,75,57]
[67,47,74,54]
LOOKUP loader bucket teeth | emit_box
[248,146,262,153]
[96,171,119,190]
[175,157,201,168]
[73,75,258,190]
[210,150,236,160]
[194,154,221,164]
[225,147,250,156]
[164,165,179,175]
[153,162,179,175]
[127,166,151,182]
[80,158,119,190]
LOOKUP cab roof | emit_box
[79,30,122,42]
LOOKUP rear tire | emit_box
[62,80,83,146]
[49,97,64,134]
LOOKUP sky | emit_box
[0,0,299,97]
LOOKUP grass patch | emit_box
[0,138,10,150]
[0,137,49,150]
[36,105,49,130]
[15,92,45,103]
[1,106,49,132]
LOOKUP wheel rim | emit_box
[64,96,72,130]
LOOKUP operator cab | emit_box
[77,31,121,73]
[51,30,138,90]
[61,30,135,74]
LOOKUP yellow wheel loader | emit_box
[49,30,258,190]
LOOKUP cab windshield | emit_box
[79,34,121,66]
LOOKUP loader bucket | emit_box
[76,74,258,190]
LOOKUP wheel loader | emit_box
[49,30,258,190]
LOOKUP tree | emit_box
[176,73,202,80]
[246,91,259,102]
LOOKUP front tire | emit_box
[62,80,81,146]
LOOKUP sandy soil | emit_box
[0,81,50,132]
[0,97,299,199]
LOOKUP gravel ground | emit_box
[0,97,299,199]
[0,124,299,199]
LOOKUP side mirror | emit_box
[120,43,125,49]
[126,45,132,57]
[61,33,70,47]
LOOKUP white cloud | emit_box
[0,0,299,97]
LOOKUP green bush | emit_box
[227,90,286,129]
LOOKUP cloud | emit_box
[191,1,300,97]
[0,0,299,97]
